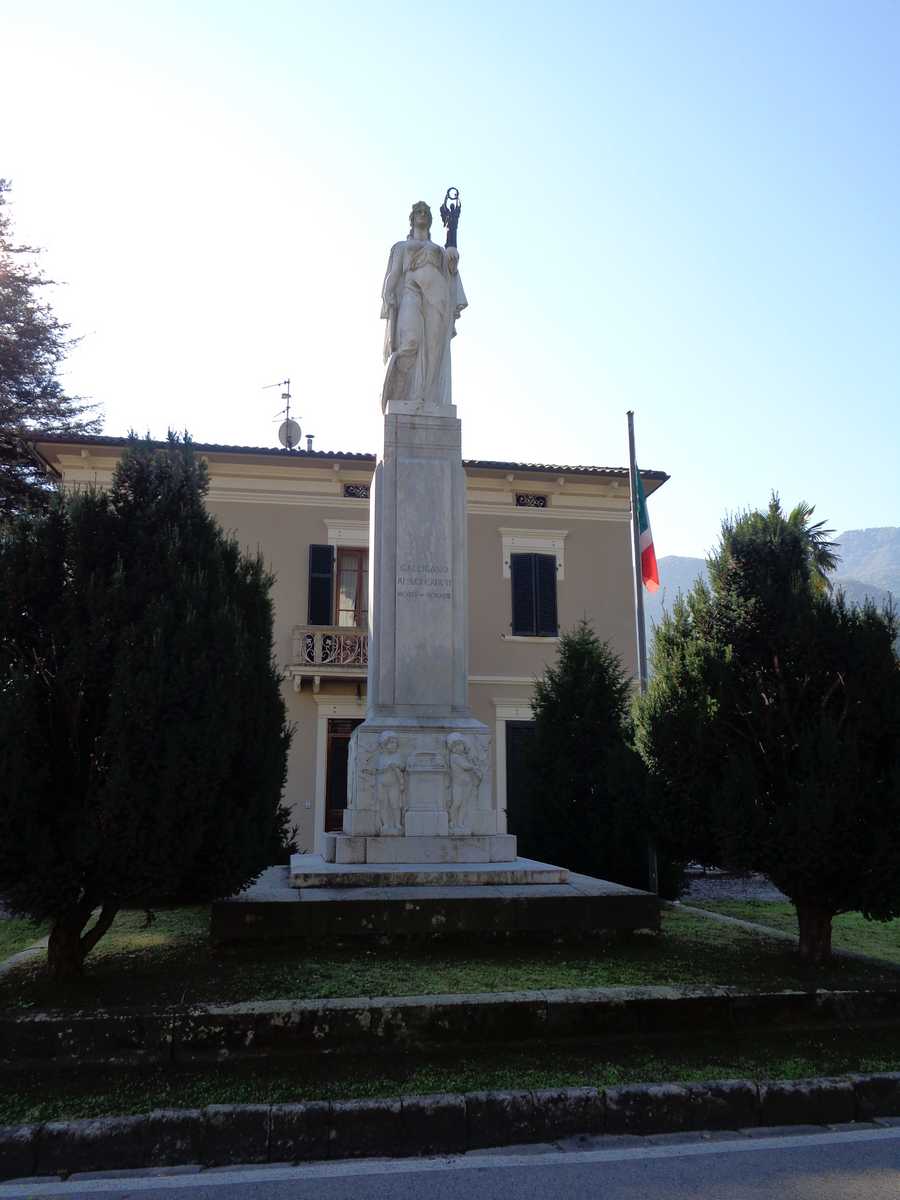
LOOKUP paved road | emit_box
[4,1127,900,1200]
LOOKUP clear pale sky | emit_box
[4,0,899,559]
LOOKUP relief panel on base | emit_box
[344,725,497,839]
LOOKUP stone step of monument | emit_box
[212,866,660,944]
[322,832,517,866]
[288,854,569,889]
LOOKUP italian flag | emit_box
[635,469,660,593]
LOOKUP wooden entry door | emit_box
[505,720,536,856]
[325,718,364,832]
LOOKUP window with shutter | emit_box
[510,553,558,637]
[335,548,368,628]
[308,544,335,625]
[511,554,536,635]
[535,553,558,636]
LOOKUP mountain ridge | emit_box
[645,526,898,639]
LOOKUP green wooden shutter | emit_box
[510,553,537,635]
[511,552,557,636]
[535,553,559,636]
[308,544,335,625]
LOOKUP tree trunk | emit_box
[47,909,90,980]
[796,903,834,964]
[47,902,119,981]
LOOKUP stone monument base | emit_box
[321,832,517,865]
[210,865,660,945]
[289,853,567,888]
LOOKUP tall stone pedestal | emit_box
[333,401,509,865]
[368,406,469,720]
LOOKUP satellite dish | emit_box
[279,418,301,449]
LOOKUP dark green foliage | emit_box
[0,179,101,523]
[0,434,292,975]
[636,496,900,960]
[521,620,684,897]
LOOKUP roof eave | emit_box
[27,433,669,488]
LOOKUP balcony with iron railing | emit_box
[288,625,368,692]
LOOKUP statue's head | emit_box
[447,733,466,756]
[408,200,432,238]
[379,731,399,751]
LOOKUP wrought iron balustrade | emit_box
[291,625,368,671]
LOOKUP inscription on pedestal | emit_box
[396,562,452,603]
[394,457,454,706]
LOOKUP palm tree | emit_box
[784,498,839,592]
[708,494,838,604]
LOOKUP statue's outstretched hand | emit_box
[446,247,460,275]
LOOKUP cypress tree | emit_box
[523,619,682,896]
[0,434,292,979]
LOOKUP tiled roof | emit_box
[29,433,669,482]
[463,458,667,480]
[30,432,375,463]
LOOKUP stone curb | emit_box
[0,938,49,981]
[5,985,900,1068]
[2,1073,900,1179]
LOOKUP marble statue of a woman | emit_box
[380,200,467,413]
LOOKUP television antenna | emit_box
[264,378,301,450]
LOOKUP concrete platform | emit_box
[211,866,660,944]
[289,853,567,888]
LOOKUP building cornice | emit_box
[28,434,669,496]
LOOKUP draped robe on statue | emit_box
[381,238,467,412]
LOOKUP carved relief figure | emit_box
[351,740,377,812]
[380,200,467,412]
[446,733,483,834]
[375,732,406,834]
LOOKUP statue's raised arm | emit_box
[440,187,461,248]
[380,193,467,414]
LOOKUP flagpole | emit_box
[627,410,658,894]
[627,411,649,693]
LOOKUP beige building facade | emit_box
[31,435,667,854]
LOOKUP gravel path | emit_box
[683,870,787,903]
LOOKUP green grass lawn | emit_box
[4,906,900,1129]
[1,904,899,1013]
[3,1025,900,1126]
[0,917,48,959]
[687,901,900,964]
